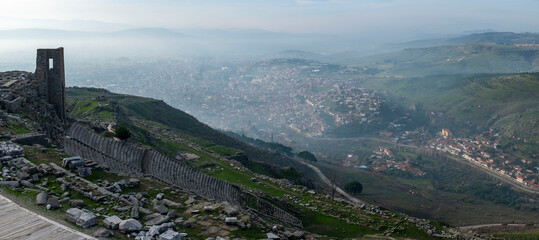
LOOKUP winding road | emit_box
[297,160,365,205]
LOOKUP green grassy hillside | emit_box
[353,43,539,76]
[365,73,539,140]
[67,87,320,187]
[60,87,466,239]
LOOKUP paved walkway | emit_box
[0,194,96,240]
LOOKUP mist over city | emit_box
[0,1,538,239]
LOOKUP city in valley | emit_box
[1,1,539,238]
[65,57,538,193]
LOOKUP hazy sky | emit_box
[2,0,539,37]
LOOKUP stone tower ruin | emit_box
[35,47,66,121]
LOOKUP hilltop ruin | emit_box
[0,48,67,143]
[35,47,66,121]
[0,48,303,226]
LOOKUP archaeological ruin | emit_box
[64,123,302,227]
[1,48,302,227]
[35,47,66,121]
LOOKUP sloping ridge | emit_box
[63,123,302,227]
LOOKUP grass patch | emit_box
[302,210,374,238]
[1,118,32,135]
[492,227,539,240]
[24,146,68,165]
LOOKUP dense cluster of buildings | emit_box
[342,147,425,177]
[71,58,385,137]
[427,129,539,189]
[68,58,537,190]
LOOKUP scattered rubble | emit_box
[0,103,489,240]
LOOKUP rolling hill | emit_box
[66,87,320,187]
[387,32,539,50]
[364,72,539,141]
[352,43,539,76]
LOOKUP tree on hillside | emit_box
[298,151,317,162]
[329,172,338,200]
[115,125,131,140]
[344,181,363,195]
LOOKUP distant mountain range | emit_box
[393,32,539,49]
[353,42,539,76]
[278,32,539,66]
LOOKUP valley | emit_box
[0,30,538,239]
[57,34,539,232]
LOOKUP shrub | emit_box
[115,125,131,140]
[344,181,363,195]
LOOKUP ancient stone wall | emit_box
[64,123,301,226]
[12,133,49,147]
[66,124,145,174]
[148,151,241,205]
[65,124,240,204]
[241,192,303,227]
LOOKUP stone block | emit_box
[154,204,169,214]
[18,170,30,180]
[131,205,139,219]
[225,217,238,225]
[119,218,142,233]
[162,199,182,208]
[66,208,83,223]
[184,196,195,205]
[62,156,81,168]
[36,191,48,205]
[159,229,182,240]
[145,215,170,226]
[267,233,280,239]
[166,210,178,218]
[69,199,85,207]
[104,215,122,229]
[77,167,92,177]
[93,228,113,238]
[128,178,140,188]
[293,230,306,239]
[46,196,60,209]
[0,181,19,188]
[156,193,164,200]
[142,213,161,221]
[223,205,238,216]
[76,211,97,229]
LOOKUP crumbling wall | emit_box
[65,124,240,203]
[148,151,242,205]
[65,124,144,177]
[241,192,303,227]
[63,137,143,177]
[12,133,49,147]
